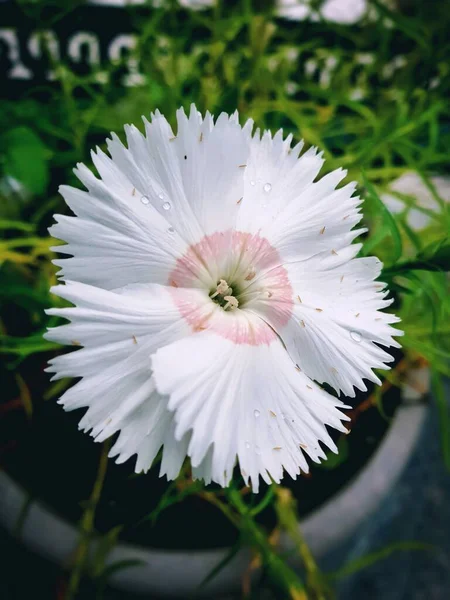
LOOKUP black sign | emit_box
[0,0,148,97]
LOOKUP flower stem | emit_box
[65,440,110,600]
[274,488,329,600]
[203,487,308,599]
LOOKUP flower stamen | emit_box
[210,279,231,299]
[223,296,239,311]
[210,279,240,311]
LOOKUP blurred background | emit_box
[0,0,449,598]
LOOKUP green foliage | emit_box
[431,370,450,471]
[1,127,50,195]
[361,174,403,264]
[327,541,435,581]
[317,437,349,470]
[385,238,450,273]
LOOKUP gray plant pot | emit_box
[0,403,426,599]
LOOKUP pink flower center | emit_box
[168,231,293,345]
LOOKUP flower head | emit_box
[45,105,402,491]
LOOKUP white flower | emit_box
[320,0,367,24]
[45,105,402,492]
[173,0,367,24]
[349,87,365,102]
[276,0,311,21]
[381,172,450,231]
[178,0,214,9]
[276,0,367,24]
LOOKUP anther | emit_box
[223,296,239,311]
[210,279,230,299]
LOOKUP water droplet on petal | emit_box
[162,201,171,211]
[140,195,150,205]
[167,226,175,234]
[250,180,256,186]
[263,182,272,193]
[255,445,261,455]
[158,192,165,200]
[254,409,260,418]
[350,331,362,342]
[245,441,251,449]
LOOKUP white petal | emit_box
[261,170,366,262]
[45,281,192,350]
[171,105,251,234]
[237,135,324,234]
[236,132,365,262]
[44,281,199,475]
[105,113,204,245]
[108,390,190,481]
[52,106,255,290]
[151,332,350,492]
[51,166,187,288]
[252,252,403,397]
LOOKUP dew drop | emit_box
[245,441,251,449]
[255,445,261,456]
[158,192,165,200]
[254,409,261,418]
[250,180,256,186]
[162,201,171,211]
[350,330,362,342]
[167,226,175,234]
[140,195,150,205]
[263,182,272,193]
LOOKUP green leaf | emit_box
[13,493,34,539]
[2,127,50,195]
[318,437,349,470]
[383,238,450,274]
[100,559,145,580]
[373,385,389,422]
[94,559,145,600]
[195,537,243,592]
[431,370,450,471]
[91,525,124,579]
[0,219,36,232]
[0,332,60,358]
[327,541,435,581]
[361,173,403,265]
[417,238,450,269]
[249,486,275,517]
